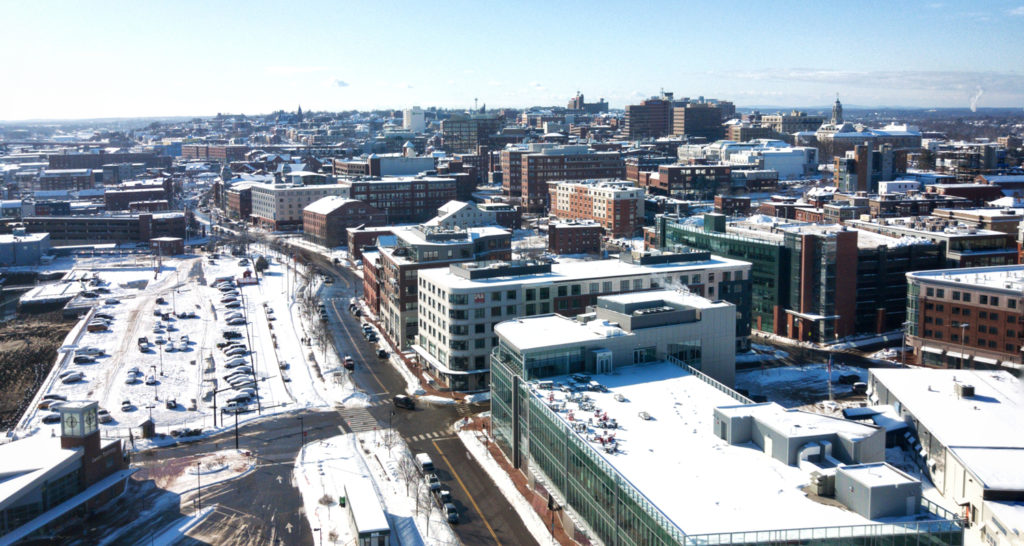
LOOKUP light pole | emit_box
[196,462,201,511]
[959,322,969,369]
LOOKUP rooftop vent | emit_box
[954,383,975,398]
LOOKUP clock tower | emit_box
[58,401,100,452]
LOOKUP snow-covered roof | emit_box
[303,195,358,215]
[0,435,81,511]
[870,368,1024,484]
[906,264,1024,292]
[529,362,918,535]
[839,463,918,488]
[420,254,749,290]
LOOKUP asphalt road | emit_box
[318,262,538,546]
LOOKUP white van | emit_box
[415,453,434,473]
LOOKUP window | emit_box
[540,302,550,313]
[1009,316,1016,324]
[589,282,599,293]
[991,313,1000,322]
[525,303,536,315]
[571,284,581,296]
[1011,300,1018,309]
[490,307,501,317]
[926,288,934,297]
[963,293,971,302]
[980,311,988,319]
[980,295,989,304]
[937,289,945,298]
[988,326,998,334]
[992,297,1000,306]
[506,290,516,300]
[953,307,961,315]
[474,324,485,334]
[926,303,934,310]
[602,281,612,292]
[988,340,997,348]
[557,286,567,297]
[491,292,501,302]
[633,279,643,290]
[953,291,961,301]
[557,300,568,310]
[620,280,629,291]
[526,289,536,301]
[475,338,486,349]
[474,308,485,319]
[539,287,550,299]
[506,305,515,315]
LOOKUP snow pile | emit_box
[294,432,458,546]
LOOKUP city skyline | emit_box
[1,0,1024,120]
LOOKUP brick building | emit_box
[302,196,386,248]
[48,151,171,170]
[34,169,95,192]
[672,103,725,140]
[548,179,644,237]
[906,266,1024,370]
[346,226,395,261]
[343,176,459,224]
[714,195,752,215]
[519,146,625,213]
[635,164,732,200]
[249,183,348,231]
[624,97,674,139]
[548,221,604,254]
[181,144,249,163]
[104,187,167,211]
[23,212,185,244]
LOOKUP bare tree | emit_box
[397,456,420,496]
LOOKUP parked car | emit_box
[165,399,177,409]
[224,347,247,357]
[278,360,289,370]
[444,503,459,524]
[61,371,84,383]
[221,296,238,304]
[376,349,389,359]
[344,356,355,371]
[145,375,157,385]
[223,330,243,339]
[42,413,62,424]
[75,346,103,356]
[226,317,246,325]
[121,399,133,411]
[426,473,441,492]
[225,301,242,309]
[225,358,248,368]
[105,298,120,305]
[94,313,114,320]
[73,355,95,364]
[155,297,166,304]
[97,409,113,423]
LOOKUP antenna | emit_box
[474,98,478,111]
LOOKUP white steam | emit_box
[969,86,984,112]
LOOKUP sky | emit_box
[1,0,1023,120]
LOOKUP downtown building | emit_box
[441,112,503,153]
[500,144,625,212]
[905,265,1024,371]
[548,179,644,238]
[343,176,460,224]
[302,196,386,248]
[366,225,513,351]
[414,250,752,392]
[655,213,945,342]
[489,294,961,546]
[249,182,349,231]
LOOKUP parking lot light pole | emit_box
[959,322,970,369]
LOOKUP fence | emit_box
[666,355,754,405]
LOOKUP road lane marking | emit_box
[433,439,502,546]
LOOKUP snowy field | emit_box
[295,431,458,546]
[16,251,362,443]
[735,362,869,408]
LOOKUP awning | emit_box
[1000,360,1024,370]
[945,351,967,361]
[974,356,998,365]
[921,346,945,355]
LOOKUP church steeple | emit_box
[831,94,843,125]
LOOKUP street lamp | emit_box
[958,322,970,369]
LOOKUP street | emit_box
[93,246,536,546]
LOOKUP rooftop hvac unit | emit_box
[955,383,975,398]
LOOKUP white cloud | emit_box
[1009,6,1024,15]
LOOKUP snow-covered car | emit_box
[220,296,238,304]
[224,301,242,309]
[60,371,84,383]
[224,312,244,320]
[75,346,103,356]
[73,355,95,364]
[41,412,62,424]
[426,473,441,491]
[145,375,157,385]
[97,409,113,423]
[228,366,252,375]
[226,317,246,325]
[121,400,134,412]
[224,347,247,357]
[224,358,248,368]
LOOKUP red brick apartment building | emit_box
[906,265,1024,370]
[548,221,604,254]
[302,196,386,248]
[548,180,645,238]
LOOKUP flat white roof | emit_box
[304,195,359,215]
[907,264,1024,292]
[496,314,628,351]
[871,369,1024,450]
[0,436,81,511]
[531,363,906,535]
[421,255,749,290]
[840,463,918,488]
